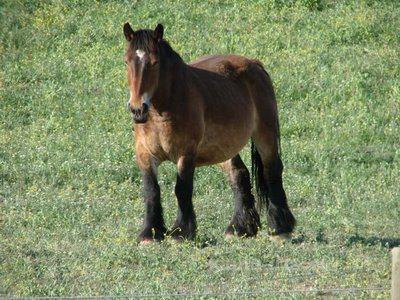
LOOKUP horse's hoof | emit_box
[169,232,195,242]
[170,236,186,243]
[138,226,166,243]
[269,233,292,243]
[226,207,260,238]
[225,223,259,238]
[139,239,155,245]
[168,223,196,241]
[225,233,235,240]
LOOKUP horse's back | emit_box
[189,53,277,126]
[190,54,256,76]
[189,54,275,109]
[187,55,267,166]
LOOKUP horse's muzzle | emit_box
[130,103,149,124]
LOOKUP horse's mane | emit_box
[132,29,183,66]
[159,40,183,66]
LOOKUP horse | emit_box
[123,23,296,243]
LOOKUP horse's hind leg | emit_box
[220,155,260,237]
[252,129,296,241]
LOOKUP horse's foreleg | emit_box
[137,154,166,243]
[169,155,197,240]
[220,155,260,237]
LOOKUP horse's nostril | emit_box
[141,103,149,114]
[133,109,141,118]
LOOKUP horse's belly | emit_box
[195,116,254,166]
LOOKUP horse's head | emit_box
[123,23,164,124]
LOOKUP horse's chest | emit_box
[138,123,182,163]
[158,129,180,162]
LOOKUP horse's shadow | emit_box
[193,231,400,249]
[345,233,400,249]
[290,231,400,249]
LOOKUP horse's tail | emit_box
[251,139,269,212]
[251,60,282,156]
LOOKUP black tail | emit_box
[251,140,268,212]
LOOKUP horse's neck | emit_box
[152,62,187,113]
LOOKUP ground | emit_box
[0,0,399,298]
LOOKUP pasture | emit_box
[1,0,399,297]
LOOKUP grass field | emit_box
[1,0,399,298]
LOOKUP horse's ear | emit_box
[154,23,164,41]
[123,22,135,41]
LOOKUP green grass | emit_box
[1,0,399,298]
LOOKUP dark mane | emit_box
[132,29,183,66]
[131,29,154,52]
[159,40,183,66]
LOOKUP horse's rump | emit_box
[187,55,276,166]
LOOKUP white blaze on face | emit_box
[136,49,146,61]
[133,49,152,107]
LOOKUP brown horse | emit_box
[123,23,296,243]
